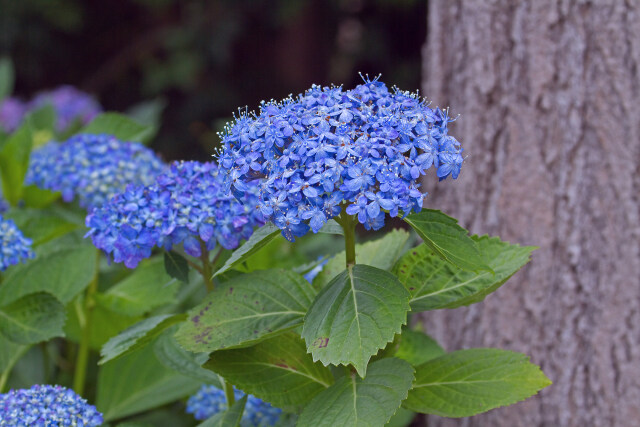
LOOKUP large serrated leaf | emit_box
[0,292,65,344]
[298,358,415,427]
[81,112,154,144]
[205,332,333,408]
[197,395,248,427]
[96,257,178,316]
[0,236,97,306]
[99,314,186,365]
[302,264,410,377]
[153,329,222,387]
[395,235,536,311]
[214,224,281,277]
[4,208,77,246]
[175,269,315,353]
[404,348,551,417]
[313,229,410,289]
[97,344,201,421]
[404,210,491,272]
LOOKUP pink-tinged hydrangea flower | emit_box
[0,97,27,133]
[0,384,103,426]
[217,76,464,241]
[29,86,101,132]
[26,133,165,210]
[0,215,34,271]
[186,385,281,426]
[85,161,264,268]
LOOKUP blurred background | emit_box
[0,0,425,160]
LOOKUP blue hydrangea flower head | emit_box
[0,384,103,426]
[0,215,34,272]
[29,86,101,132]
[217,75,464,241]
[0,97,27,133]
[26,133,165,210]
[86,161,264,268]
[186,385,281,427]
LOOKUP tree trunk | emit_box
[421,1,640,426]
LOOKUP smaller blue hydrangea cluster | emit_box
[0,384,103,426]
[187,385,281,427]
[29,86,101,132]
[26,133,165,210]
[86,161,264,268]
[217,76,464,241]
[0,215,34,272]
[0,97,27,133]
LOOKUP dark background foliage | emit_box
[0,0,426,161]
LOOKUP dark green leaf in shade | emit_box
[97,344,201,421]
[313,229,410,289]
[302,264,410,377]
[196,395,247,427]
[214,224,281,277]
[99,314,187,365]
[96,257,178,316]
[164,251,190,283]
[205,332,333,408]
[297,358,415,427]
[175,269,315,353]
[0,57,14,100]
[404,349,552,417]
[395,235,536,311]
[153,329,222,388]
[404,210,491,272]
[394,327,445,366]
[81,112,154,144]
[0,120,32,205]
[0,292,65,344]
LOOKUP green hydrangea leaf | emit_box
[214,224,281,277]
[302,264,410,377]
[404,348,552,417]
[0,292,65,344]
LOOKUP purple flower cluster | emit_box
[0,97,27,133]
[85,161,264,268]
[186,385,281,426]
[29,86,101,132]
[217,77,463,241]
[26,133,165,210]
[0,384,103,426]
[0,215,34,272]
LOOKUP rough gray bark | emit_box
[421,1,640,426]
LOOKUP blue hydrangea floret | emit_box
[186,384,281,427]
[0,215,34,272]
[85,161,264,268]
[217,76,464,241]
[26,133,165,210]
[0,384,103,427]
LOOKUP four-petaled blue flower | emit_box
[186,384,281,427]
[217,76,464,241]
[26,133,166,210]
[0,384,103,427]
[0,215,34,271]
[86,161,264,268]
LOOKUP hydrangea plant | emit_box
[0,74,550,427]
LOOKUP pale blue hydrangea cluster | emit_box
[29,86,101,132]
[217,77,463,241]
[186,385,281,426]
[0,215,34,271]
[0,384,103,426]
[85,161,264,268]
[0,97,27,133]
[26,133,165,210]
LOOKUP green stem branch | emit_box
[224,379,236,406]
[337,210,357,267]
[73,251,100,395]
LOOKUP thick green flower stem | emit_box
[224,380,236,406]
[73,251,100,395]
[337,211,357,267]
